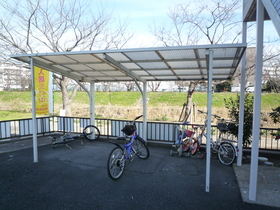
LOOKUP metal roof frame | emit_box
[11,44,246,83]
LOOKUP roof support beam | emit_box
[30,57,38,163]
[205,49,214,193]
[134,79,143,95]
[237,21,247,167]
[249,0,264,202]
[114,57,239,64]
[90,82,95,130]
[142,82,147,141]
[103,53,146,83]
[76,80,90,96]
[194,49,204,80]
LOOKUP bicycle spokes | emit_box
[217,142,236,165]
[107,147,125,180]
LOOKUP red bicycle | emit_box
[170,122,203,158]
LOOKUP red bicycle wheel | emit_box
[191,141,199,155]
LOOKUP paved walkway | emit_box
[233,164,280,207]
[0,137,279,209]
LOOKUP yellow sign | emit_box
[34,66,49,115]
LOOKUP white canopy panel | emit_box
[11,44,246,82]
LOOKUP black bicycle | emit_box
[50,125,100,149]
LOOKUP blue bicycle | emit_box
[107,115,150,180]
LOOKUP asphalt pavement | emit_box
[0,136,279,210]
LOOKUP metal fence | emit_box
[0,117,52,139]
[0,116,279,151]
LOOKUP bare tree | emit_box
[151,0,243,121]
[0,0,133,116]
[174,81,188,92]
[100,82,113,92]
[151,0,242,46]
[3,67,16,90]
[148,81,161,92]
[123,82,136,91]
[233,45,280,90]
[232,47,256,86]
[19,68,31,91]
[1,65,30,91]
[263,55,280,93]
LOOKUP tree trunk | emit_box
[179,81,198,122]
[60,77,71,116]
[55,75,80,117]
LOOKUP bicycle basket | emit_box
[227,123,238,133]
[121,124,135,136]
[183,130,195,138]
[217,123,228,132]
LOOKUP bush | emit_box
[224,93,254,147]
[215,81,232,92]
[265,79,280,93]
[269,106,280,124]
[270,106,280,139]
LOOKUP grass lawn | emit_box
[0,91,279,121]
[0,110,32,120]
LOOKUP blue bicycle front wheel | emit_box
[134,136,150,159]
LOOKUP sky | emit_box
[101,0,182,47]
[100,0,279,48]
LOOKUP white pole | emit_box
[30,58,38,163]
[142,82,147,141]
[237,21,247,166]
[249,0,264,201]
[90,82,95,125]
[205,49,213,192]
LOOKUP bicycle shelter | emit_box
[9,0,280,201]
[11,44,246,193]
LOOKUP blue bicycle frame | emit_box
[110,129,138,160]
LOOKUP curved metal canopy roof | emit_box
[11,43,246,83]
